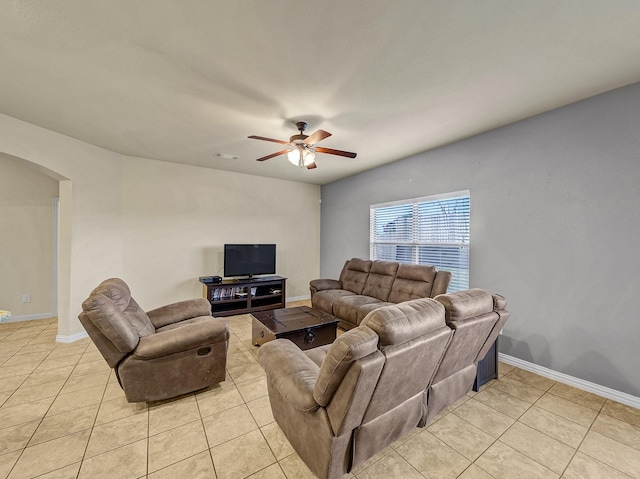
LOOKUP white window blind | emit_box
[370,191,470,292]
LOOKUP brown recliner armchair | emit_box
[79,278,229,402]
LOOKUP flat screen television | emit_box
[224,244,276,279]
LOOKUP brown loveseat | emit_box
[310,258,452,330]
[79,278,230,402]
[258,288,508,479]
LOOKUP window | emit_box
[370,191,470,292]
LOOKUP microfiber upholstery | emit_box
[333,295,381,326]
[313,326,379,406]
[310,258,451,330]
[361,298,447,349]
[83,278,155,346]
[361,260,398,301]
[387,263,437,303]
[79,277,229,402]
[258,292,506,479]
[423,289,504,424]
[339,258,372,294]
[435,288,495,321]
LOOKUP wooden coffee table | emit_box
[251,306,339,350]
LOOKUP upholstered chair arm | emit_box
[257,339,320,412]
[147,298,212,329]
[431,270,452,297]
[309,278,342,297]
[133,319,228,360]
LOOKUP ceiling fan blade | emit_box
[315,147,357,158]
[306,162,317,169]
[256,150,288,162]
[248,135,289,145]
[304,129,331,145]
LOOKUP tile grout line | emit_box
[556,398,604,479]
[474,368,639,479]
[464,368,554,478]
[2,318,640,479]
[2,319,92,478]
[561,398,636,479]
[45,337,101,479]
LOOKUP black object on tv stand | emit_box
[200,275,286,317]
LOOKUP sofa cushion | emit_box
[334,295,382,326]
[388,264,436,303]
[355,301,394,325]
[304,344,331,367]
[362,260,399,301]
[435,288,494,322]
[358,298,453,428]
[313,326,379,406]
[361,298,446,348]
[340,258,372,294]
[312,289,358,316]
[432,312,498,383]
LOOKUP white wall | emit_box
[320,82,640,397]
[0,113,320,338]
[121,157,320,309]
[0,154,58,318]
[0,114,125,338]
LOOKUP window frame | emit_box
[369,190,470,292]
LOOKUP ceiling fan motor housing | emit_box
[290,121,309,143]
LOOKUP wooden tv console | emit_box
[200,276,286,317]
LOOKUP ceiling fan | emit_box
[248,121,357,169]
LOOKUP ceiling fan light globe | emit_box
[302,149,315,166]
[287,148,301,166]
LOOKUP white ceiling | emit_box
[1,1,639,185]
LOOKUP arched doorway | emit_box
[0,153,72,338]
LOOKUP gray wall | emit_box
[320,82,640,397]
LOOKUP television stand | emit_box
[200,275,286,317]
[234,275,279,282]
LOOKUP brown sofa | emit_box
[310,258,452,330]
[79,278,230,402]
[258,288,508,479]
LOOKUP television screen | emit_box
[224,244,276,278]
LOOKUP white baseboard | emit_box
[287,295,310,303]
[499,353,640,410]
[56,331,88,343]
[0,312,54,323]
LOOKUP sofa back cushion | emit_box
[362,260,399,301]
[436,288,494,321]
[339,258,372,295]
[360,298,452,421]
[432,289,498,382]
[313,326,380,406]
[388,263,437,303]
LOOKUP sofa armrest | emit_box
[309,278,342,295]
[133,318,228,360]
[257,339,320,412]
[147,298,212,329]
[431,270,452,297]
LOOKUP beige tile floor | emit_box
[2,309,640,479]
